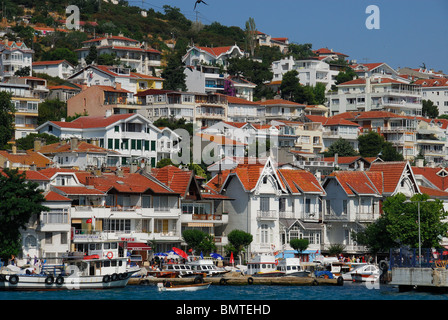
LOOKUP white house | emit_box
[0,40,33,80]
[36,113,176,168]
[32,60,75,79]
[414,78,448,116]
[182,44,245,94]
[206,158,326,257]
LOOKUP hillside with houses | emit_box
[1,0,448,267]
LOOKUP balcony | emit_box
[257,210,277,220]
[355,212,380,222]
[181,213,228,225]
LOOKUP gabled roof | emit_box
[325,171,383,196]
[259,99,305,107]
[151,165,196,199]
[44,190,71,202]
[412,166,448,191]
[277,169,325,195]
[32,60,73,67]
[368,161,419,195]
[196,133,247,146]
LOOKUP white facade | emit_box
[327,76,423,116]
[32,60,74,79]
[36,113,175,168]
[414,79,448,116]
[271,56,340,91]
[0,40,33,80]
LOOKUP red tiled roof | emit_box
[259,99,305,106]
[195,46,233,57]
[277,169,325,194]
[196,133,247,146]
[37,141,119,155]
[45,191,72,202]
[0,150,51,168]
[328,171,382,196]
[412,167,448,191]
[225,95,260,105]
[418,186,448,198]
[48,113,135,129]
[82,35,137,44]
[53,186,105,195]
[414,79,448,87]
[32,60,68,66]
[368,161,409,194]
[151,165,193,197]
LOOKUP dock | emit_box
[129,274,343,286]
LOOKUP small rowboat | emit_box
[157,281,211,292]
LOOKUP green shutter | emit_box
[137,140,142,150]
[151,157,156,167]
[108,139,113,149]
[144,140,149,151]
[151,140,156,151]
[131,139,136,149]
[114,139,120,149]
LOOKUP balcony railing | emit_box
[257,210,277,220]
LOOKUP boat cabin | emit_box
[246,255,278,275]
[276,258,306,275]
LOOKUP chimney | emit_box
[416,158,424,168]
[34,138,45,151]
[70,137,79,150]
[115,82,122,91]
[334,153,338,166]
[105,109,112,118]
[11,144,17,154]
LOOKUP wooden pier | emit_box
[129,274,342,286]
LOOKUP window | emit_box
[260,224,269,244]
[260,197,270,212]
[151,140,156,151]
[305,198,311,214]
[108,139,113,149]
[142,196,151,208]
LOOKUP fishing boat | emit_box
[157,281,211,292]
[186,259,228,277]
[0,241,139,290]
[246,254,285,277]
[350,264,380,282]
[276,258,310,277]
[329,262,367,281]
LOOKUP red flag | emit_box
[86,218,92,223]
[172,247,188,259]
[230,252,234,264]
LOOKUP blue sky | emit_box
[133,0,448,73]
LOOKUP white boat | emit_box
[0,241,139,290]
[157,281,211,292]
[246,254,285,277]
[350,264,380,282]
[329,262,368,281]
[186,259,228,277]
[276,258,310,277]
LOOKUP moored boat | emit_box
[276,258,310,277]
[246,254,285,277]
[350,264,380,282]
[157,281,211,292]
[0,241,139,291]
[186,259,228,277]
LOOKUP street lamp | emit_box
[403,198,435,266]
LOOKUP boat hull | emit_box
[0,271,135,291]
[157,282,211,292]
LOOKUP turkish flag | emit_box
[230,252,234,264]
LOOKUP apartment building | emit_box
[327,76,422,116]
[32,60,75,79]
[414,78,448,115]
[259,98,306,121]
[271,56,342,91]
[0,81,42,139]
[76,34,162,75]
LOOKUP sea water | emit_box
[1,282,447,301]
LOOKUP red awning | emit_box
[127,242,151,251]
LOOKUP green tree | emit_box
[0,92,15,149]
[323,137,358,157]
[38,99,67,125]
[161,51,186,91]
[14,66,31,77]
[385,193,448,249]
[358,131,383,157]
[41,48,78,66]
[197,234,217,255]
[245,17,257,57]
[354,193,448,253]
[313,82,327,105]
[0,169,49,262]
[279,70,300,101]
[85,45,98,65]
[381,141,404,161]
[182,229,206,254]
[15,133,60,151]
[97,53,121,66]
[290,238,309,256]
[334,67,357,87]
[422,99,439,118]
[227,229,253,256]
[156,158,175,168]
[287,43,316,60]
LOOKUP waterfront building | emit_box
[206,158,325,256]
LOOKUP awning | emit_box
[188,222,214,227]
[127,242,151,251]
